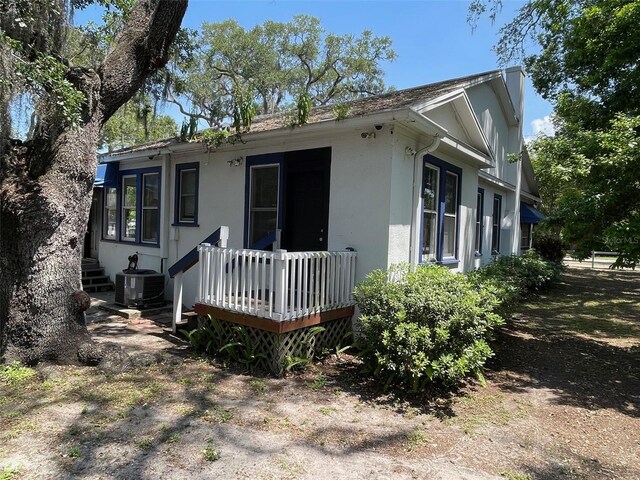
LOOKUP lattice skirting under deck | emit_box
[197,314,353,376]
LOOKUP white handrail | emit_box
[172,226,228,334]
[196,246,357,321]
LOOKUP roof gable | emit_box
[416,90,494,158]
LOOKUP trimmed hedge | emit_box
[354,252,560,391]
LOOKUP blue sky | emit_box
[77,0,554,138]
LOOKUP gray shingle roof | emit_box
[104,70,499,157]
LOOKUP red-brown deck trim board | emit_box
[193,304,355,333]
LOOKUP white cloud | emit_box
[531,115,555,137]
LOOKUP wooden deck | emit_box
[194,303,354,333]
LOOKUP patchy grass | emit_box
[272,456,306,476]
[405,429,431,451]
[0,466,21,480]
[500,470,533,480]
[517,269,640,344]
[67,446,81,459]
[307,373,327,390]
[0,362,37,386]
[136,437,155,452]
[0,268,636,479]
[1,421,39,441]
[202,443,220,462]
[318,406,336,416]
[448,393,524,435]
[249,379,267,395]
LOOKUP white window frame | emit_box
[121,175,137,242]
[178,168,197,223]
[248,164,280,247]
[422,164,440,262]
[103,187,117,240]
[141,172,160,244]
[442,171,459,260]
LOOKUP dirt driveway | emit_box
[1,268,638,479]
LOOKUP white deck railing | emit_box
[196,245,357,321]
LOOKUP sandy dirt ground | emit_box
[0,268,638,480]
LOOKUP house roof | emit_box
[102,70,503,158]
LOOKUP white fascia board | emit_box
[412,88,467,113]
[440,136,494,168]
[454,93,495,159]
[414,90,495,161]
[490,77,519,126]
[520,190,542,203]
[479,171,517,191]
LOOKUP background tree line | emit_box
[99,15,395,150]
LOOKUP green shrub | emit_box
[354,264,504,390]
[182,317,266,372]
[469,251,561,304]
[532,234,565,264]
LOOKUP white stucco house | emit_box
[87,67,542,353]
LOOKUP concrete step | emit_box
[82,266,105,275]
[83,282,115,293]
[82,275,111,286]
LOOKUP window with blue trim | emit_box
[421,156,461,263]
[491,193,502,254]
[103,167,161,246]
[174,163,199,226]
[475,188,484,255]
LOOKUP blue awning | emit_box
[520,203,544,224]
[94,162,119,188]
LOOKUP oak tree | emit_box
[164,15,396,128]
[0,0,187,364]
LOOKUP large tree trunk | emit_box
[1,124,101,364]
[0,0,187,365]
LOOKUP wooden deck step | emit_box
[175,311,199,330]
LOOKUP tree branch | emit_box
[99,0,188,123]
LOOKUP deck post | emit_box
[172,270,184,334]
[274,249,287,321]
[273,229,282,250]
[219,225,229,248]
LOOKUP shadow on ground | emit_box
[488,268,640,417]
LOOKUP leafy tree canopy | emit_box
[471,0,640,267]
[471,0,640,127]
[0,0,174,147]
[100,96,178,151]
[530,114,640,266]
[163,15,396,128]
